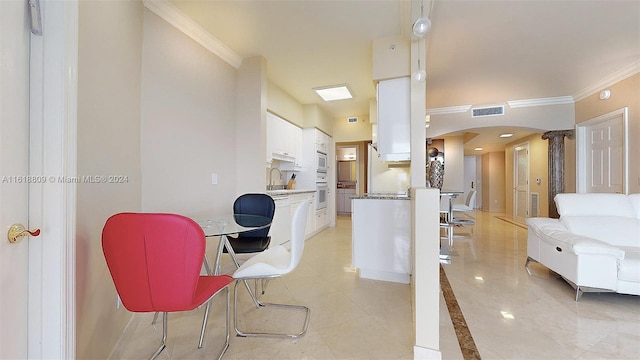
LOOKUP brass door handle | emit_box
[7,224,41,243]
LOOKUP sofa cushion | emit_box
[561,216,640,248]
[555,193,636,218]
[618,247,640,283]
[527,217,625,258]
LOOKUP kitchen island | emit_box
[351,193,411,283]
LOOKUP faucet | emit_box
[268,167,282,190]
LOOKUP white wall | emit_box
[140,9,238,217]
[427,102,575,137]
[76,1,143,358]
[442,135,465,193]
[236,56,268,195]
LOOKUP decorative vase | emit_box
[428,160,444,190]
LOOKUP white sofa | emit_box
[525,193,640,300]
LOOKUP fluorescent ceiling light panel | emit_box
[314,85,353,101]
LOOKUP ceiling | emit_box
[168,0,640,154]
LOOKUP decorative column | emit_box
[542,130,574,218]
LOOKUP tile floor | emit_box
[110,210,640,359]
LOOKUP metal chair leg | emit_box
[197,287,230,360]
[233,279,310,339]
[149,312,167,360]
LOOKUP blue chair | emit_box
[224,193,276,254]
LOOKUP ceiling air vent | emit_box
[472,105,504,118]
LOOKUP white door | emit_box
[513,143,529,218]
[0,1,32,358]
[2,2,77,358]
[579,109,627,194]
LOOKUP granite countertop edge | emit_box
[266,189,316,196]
[351,195,411,200]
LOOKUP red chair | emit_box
[102,213,233,360]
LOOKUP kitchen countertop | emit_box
[352,192,410,200]
[266,189,316,197]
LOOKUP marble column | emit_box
[542,130,574,218]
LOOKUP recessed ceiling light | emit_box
[314,85,353,101]
[474,147,483,151]
[500,133,514,138]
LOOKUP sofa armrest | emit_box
[527,217,625,259]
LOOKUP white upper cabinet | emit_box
[266,112,302,166]
[376,76,410,161]
[315,129,329,154]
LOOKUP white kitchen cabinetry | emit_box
[266,112,302,166]
[376,76,410,161]
[307,194,315,237]
[336,188,355,214]
[268,191,316,246]
[270,196,291,247]
[315,130,329,154]
[315,208,327,231]
[352,198,411,283]
[290,192,315,239]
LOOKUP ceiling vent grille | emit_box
[472,105,504,117]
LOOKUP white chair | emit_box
[232,200,311,338]
[439,194,453,246]
[452,190,476,214]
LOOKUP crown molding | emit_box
[573,61,640,102]
[426,105,472,115]
[507,96,574,108]
[143,0,243,69]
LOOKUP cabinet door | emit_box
[306,195,315,237]
[315,130,327,153]
[266,113,278,162]
[293,125,303,167]
[270,197,291,246]
[377,77,410,161]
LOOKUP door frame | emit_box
[28,1,78,358]
[513,142,530,218]
[576,107,629,194]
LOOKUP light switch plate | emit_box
[211,173,218,185]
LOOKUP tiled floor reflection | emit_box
[110,211,639,359]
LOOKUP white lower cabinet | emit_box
[270,196,291,247]
[269,192,316,245]
[306,194,315,237]
[315,208,328,231]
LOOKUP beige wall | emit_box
[267,81,304,127]
[333,114,372,142]
[304,104,334,135]
[76,1,143,358]
[574,73,640,194]
[442,136,464,192]
[140,10,238,216]
[236,57,269,195]
[481,151,506,212]
[504,134,549,217]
